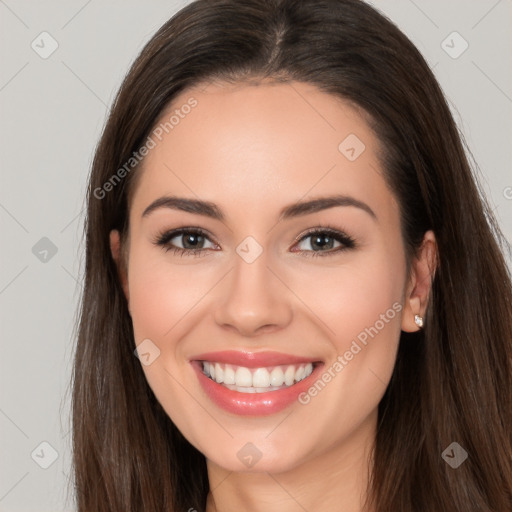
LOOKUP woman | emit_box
[71,0,512,510]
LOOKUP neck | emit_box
[205,410,377,512]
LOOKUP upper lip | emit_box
[190,350,322,368]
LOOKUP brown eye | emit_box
[293,228,356,257]
[154,228,216,256]
[172,231,207,249]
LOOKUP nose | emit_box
[213,249,293,337]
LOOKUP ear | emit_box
[401,230,437,332]
[110,230,130,305]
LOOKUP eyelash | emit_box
[153,225,357,259]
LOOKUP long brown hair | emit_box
[70,0,512,510]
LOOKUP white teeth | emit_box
[222,384,287,393]
[284,365,295,386]
[223,365,235,384]
[214,363,224,383]
[270,367,285,386]
[235,366,252,387]
[201,361,315,391]
[252,368,270,387]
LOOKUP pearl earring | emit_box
[414,314,424,328]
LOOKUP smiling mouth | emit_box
[201,361,316,393]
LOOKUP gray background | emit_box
[0,1,511,510]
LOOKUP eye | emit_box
[153,225,356,258]
[153,228,217,257]
[292,227,356,257]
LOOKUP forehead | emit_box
[130,80,398,225]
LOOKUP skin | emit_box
[110,80,437,512]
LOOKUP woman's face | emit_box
[111,80,424,473]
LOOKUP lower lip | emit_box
[191,361,324,416]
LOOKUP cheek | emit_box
[126,249,211,439]
[290,258,404,432]
[292,254,404,347]
[127,249,212,342]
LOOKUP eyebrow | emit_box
[141,194,377,222]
